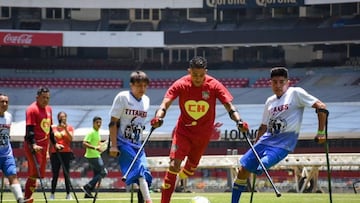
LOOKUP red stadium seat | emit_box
[0,77,123,89]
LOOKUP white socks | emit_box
[138,177,151,201]
[10,183,24,200]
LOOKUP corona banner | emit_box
[204,0,305,9]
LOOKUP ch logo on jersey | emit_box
[184,100,209,120]
[41,118,51,134]
[269,118,287,135]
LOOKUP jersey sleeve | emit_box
[165,79,181,100]
[83,131,92,143]
[261,99,272,125]
[109,93,126,119]
[215,81,233,104]
[294,87,318,107]
[25,105,37,126]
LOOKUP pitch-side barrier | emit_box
[147,153,360,193]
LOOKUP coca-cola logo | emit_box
[3,33,33,44]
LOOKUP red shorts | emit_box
[170,131,211,167]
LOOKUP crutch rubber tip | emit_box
[121,177,126,182]
[276,193,282,197]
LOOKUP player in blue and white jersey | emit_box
[231,67,328,203]
[108,71,153,203]
[0,93,25,203]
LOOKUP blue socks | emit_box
[231,178,247,203]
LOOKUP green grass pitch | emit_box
[0,192,358,203]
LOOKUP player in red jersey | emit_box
[151,56,249,203]
[24,87,62,203]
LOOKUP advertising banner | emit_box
[0,32,62,46]
[204,0,305,9]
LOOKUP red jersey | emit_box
[50,125,74,153]
[165,75,233,139]
[25,101,53,142]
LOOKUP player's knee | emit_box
[237,166,250,179]
[169,160,182,172]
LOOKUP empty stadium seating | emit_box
[128,21,154,31]
[41,19,71,31]
[218,78,249,88]
[148,78,175,89]
[70,20,100,31]
[147,78,250,89]
[252,77,300,88]
[0,77,123,89]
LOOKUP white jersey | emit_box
[109,91,150,148]
[0,111,13,157]
[258,87,318,152]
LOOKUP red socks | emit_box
[161,170,177,203]
[24,177,36,200]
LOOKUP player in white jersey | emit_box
[0,93,25,203]
[231,67,328,203]
[108,71,153,203]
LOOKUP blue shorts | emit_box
[118,144,152,186]
[240,143,289,175]
[0,156,17,176]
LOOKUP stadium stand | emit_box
[107,23,129,31]
[251,77,300,88]
[218,78,249,88]
[70,19,100,31]
[147,77,249,89]
[128,21,154,31]
[148,78,175,89]
[41,19,71,31]
[0,19,13,29]
[0,77,123,89]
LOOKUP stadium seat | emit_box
[0,77,123,89]
[218,78,249,88]
[148,78,176,89]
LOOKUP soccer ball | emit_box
[190,196,211,203]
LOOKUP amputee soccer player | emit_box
[231,67,327,203]
[0,93,25,203]
[108,71,153,203]
[24,87,62,203]
[150,56,249,203]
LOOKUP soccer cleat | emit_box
[22,197,33,203]
[175,185,185,192]
[17,198,25,203]
[66,194,73,200]
[81,185,93,197]
[49,194,55,200]
[84,193,94,198]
